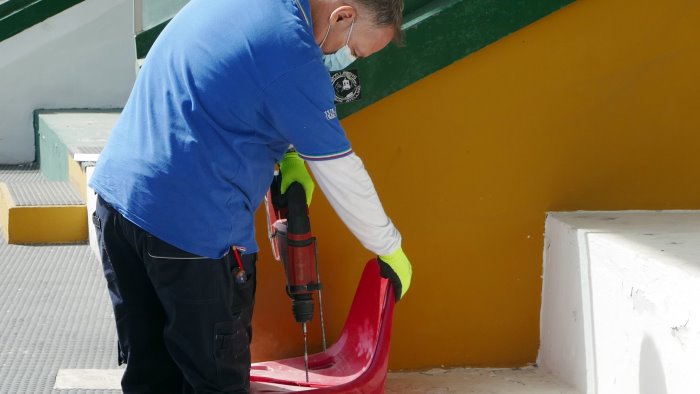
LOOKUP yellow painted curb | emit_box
[68,156,87,201]
[0,182,87,244]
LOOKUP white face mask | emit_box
[320,20,357,71]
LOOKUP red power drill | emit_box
[265,176,326,381]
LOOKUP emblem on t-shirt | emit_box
[331,70,361,104]
[324,108,337,120]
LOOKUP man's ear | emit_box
[329,5,356,28]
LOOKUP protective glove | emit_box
[378,247,412,302]
[279,151,315,206]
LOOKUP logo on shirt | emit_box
[324,108,337,120]
[331,70,362,104]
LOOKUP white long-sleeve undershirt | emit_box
[307,153,401,256]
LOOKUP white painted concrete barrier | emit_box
[86,165,100,262]
[538,211,700,394]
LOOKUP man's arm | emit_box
[307,153,412,300]
[261,61,412,300]
[306,153,400,255]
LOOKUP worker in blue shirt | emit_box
[90,0,412,392]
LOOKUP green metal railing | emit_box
[0,0,84,42]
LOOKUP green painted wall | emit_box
[35,114,68,182]
[404,0,432,15]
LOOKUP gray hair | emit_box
[351,0,405,44]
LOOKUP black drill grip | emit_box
[285,182,310,235]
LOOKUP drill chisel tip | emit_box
[303,322,309,382]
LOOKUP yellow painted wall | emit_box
[250,0,700,370]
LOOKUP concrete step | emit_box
[35,109,118,201]
[0,180,86,244]
[0,110,120,246]
[51,366,579,392]
[539,211,700,394]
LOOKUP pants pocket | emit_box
[229,253,257,315]
[94,199,123,301]
[146,235,219,304]
[145,234,209,260]
[214,320,250,391]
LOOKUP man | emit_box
[90,0,412,392]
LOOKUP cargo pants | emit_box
[93,195,256,393]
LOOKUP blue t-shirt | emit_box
[89,0,352,258]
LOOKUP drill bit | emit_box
[314,239,328,351]
[302,322,309,382]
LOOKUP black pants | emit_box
[93,195,256,393]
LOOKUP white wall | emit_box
[0,0,135,164]
[539,211,700,394]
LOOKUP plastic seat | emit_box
[250,259,396,393]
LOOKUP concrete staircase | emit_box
[0,110,117,246]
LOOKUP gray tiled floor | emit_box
[0,235,121,393]
[0,163,43,183]
[0,164,82,206]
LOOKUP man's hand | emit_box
[279,151,315,206]
[378,247,412,302]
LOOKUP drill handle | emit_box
[285,182,311,235]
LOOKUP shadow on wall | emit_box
[639,335,667,394]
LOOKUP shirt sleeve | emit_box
[260,60,353,161]
[307,152,402,256]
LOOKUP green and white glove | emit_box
[378,247,412,302]
[279,151,315,206]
